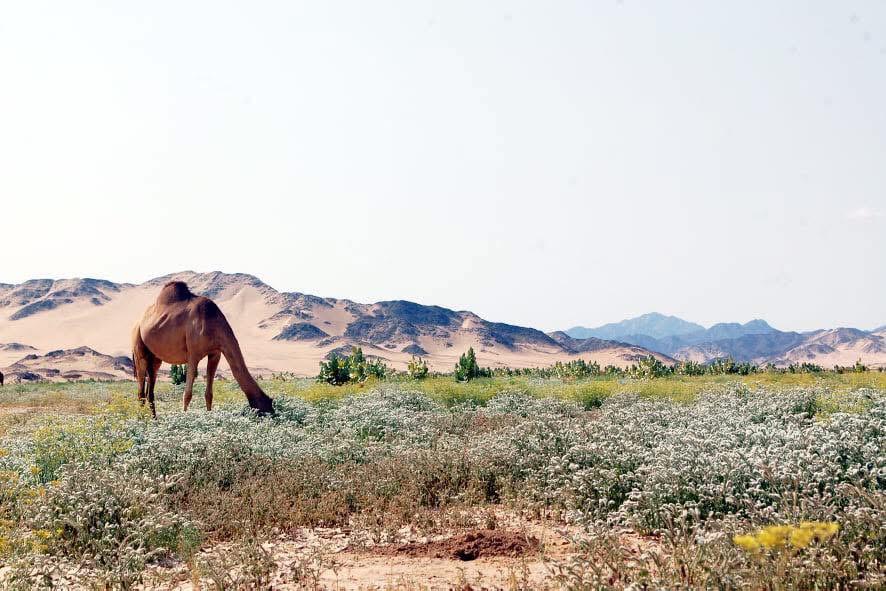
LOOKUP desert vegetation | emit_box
[0,372,883,589]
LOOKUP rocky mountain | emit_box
[769,328,886,368]
[0,278,125,321]
[566,314,885,368]
[2,346,134,382]
[548,332,674,363]
[0,271,664,380]
[0,342,35,352]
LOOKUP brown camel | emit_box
[132,281,274,417]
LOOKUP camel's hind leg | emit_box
[146,357,161,419]
[205,351,221,411]
[135,358,147,406]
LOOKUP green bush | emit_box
[454,347,490,382]
[407,356,429,380]
[23,466,200,588]
[169,364,187,386]
[317,347,390,385]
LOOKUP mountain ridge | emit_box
[567,314,885,367]
[567,312,704,341]
[2,274,882,381]
[0,271,670,380]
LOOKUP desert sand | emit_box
[0,272,667,379]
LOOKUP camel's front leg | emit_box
[182,355,200,411]
[205,351,221,411]
[146,358,161,419]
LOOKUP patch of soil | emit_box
[374,530,540,561]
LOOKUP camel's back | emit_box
[145,282,229,332]
[156,281,194,305]
[139,282,232,360]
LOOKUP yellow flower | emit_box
[802,521,839,541]
[733,534,761,553]
[789,527,814,548]
[0,470,19,484]
[757,525,790,549]
[733,522,840,553]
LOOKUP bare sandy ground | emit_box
[143,510,598,590]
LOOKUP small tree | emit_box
[364,357,389,380]
[318,355,350,385]
[407,356,429,380]
[631,356,671,378]
[455,347,489,381]
[170,364,187,385]
[317,346,389,385]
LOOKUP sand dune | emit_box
[0,271,665,379]
[5,271,877,381]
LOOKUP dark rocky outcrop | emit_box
[274,322,329,341]
[401,343,428,355]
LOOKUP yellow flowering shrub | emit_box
[734,522,839,553]
[32,416,134,483]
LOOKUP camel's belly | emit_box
[143,334,188,364]
[141,312,190,364]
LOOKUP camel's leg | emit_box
[205,352,221,411]
[182,354,200,411]
[146,357,161,419]
[133,330,149,405]
[135,357,147,406]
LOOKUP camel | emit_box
[132,281,274,417]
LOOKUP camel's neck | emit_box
[221,332,274,415]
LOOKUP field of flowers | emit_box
[0,377,883,589]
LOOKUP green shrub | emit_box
[407,356,429,380]
[25,466,200,588]
[454,347,490,382]
[169,364,187,386]
[317,347,390,385]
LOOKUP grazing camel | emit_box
[132,281,274,417]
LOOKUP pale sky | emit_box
[1,1,884,332]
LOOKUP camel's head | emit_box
[251,391,276,417]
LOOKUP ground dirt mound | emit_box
[374,530,540,561]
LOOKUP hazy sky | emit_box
[1,1,884,332]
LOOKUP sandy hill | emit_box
[548,331,673,363]
[3,346,134,382]
[767,328,886,368]
[0,271,663,380]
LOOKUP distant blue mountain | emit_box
[567,312,704,341]
[699,319,776,342]
[565,314,799,362]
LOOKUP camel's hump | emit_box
[157,281,195,304]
